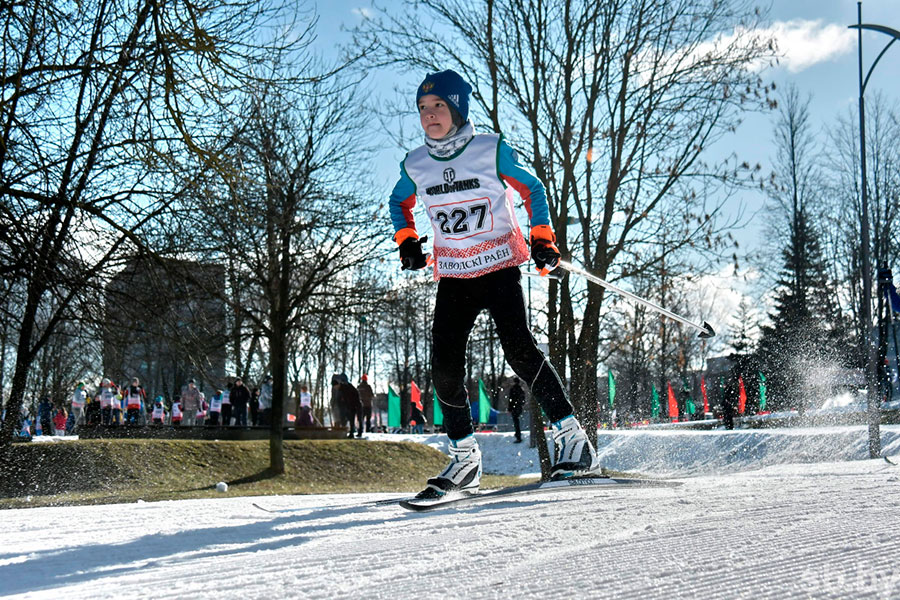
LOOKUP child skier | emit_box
[389,69,600,500]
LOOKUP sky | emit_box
[306,0,900,343]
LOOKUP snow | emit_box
[4,427,900,599]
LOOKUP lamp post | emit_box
[849,3,900,458]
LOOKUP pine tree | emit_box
[756,86,848,413]
[757,210,841,412]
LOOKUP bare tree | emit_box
[187,71,384,472]
[0,0,326,460]
[822,95,900,366]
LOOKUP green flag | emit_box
[686,396,696,415]
[683,378,696,415]
[651,384,660,418]
[478,379,492,424]
[388,386,401,428]
[432,388,443,426]
[608,371,616,409]
[759,371,767,411]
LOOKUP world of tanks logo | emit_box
[443,168,455,183]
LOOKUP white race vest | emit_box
[126,388,142,409]
[171,403,183,420]
[72,389,86,408]
[221,390,231,405]
[210,395,223,413]
[403,135,529,279]
[152,405,165,420]
[100,387,116,408]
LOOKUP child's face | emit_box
[418,94,453,139]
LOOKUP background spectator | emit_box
[358,375,374,434]
[221,382,233,426]
[71,382,87,429]
[171,398,183,426]
[151,396,166,425]
[208,390,223,426]
[180,379,200,426]
[124,377,146,425]
[38,396,53,435]
[231,378,250,427]
[334,374,362,438]
[258,376,273,426]
[508,378,526,443]
[409,398,426,435]
[53,405,68,436]
[250,387,260,426]
[297,384,313,426]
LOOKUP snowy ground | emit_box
[4,426,900,599]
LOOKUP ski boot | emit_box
[550,415,601,480]
[413,434,482,500]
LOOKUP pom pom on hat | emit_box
[416,70,472,124]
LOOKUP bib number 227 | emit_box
[434,201,490,238]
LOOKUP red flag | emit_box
[738,376,747,415]
[667,382,679,419]
[411,380,423,411]
[701,376,709,414]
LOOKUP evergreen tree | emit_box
[757,211,843,412]
[756,87,848,413]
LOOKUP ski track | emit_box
[3,432,900,599]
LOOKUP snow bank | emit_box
[366,425,900,477]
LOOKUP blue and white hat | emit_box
[416,69,472,125]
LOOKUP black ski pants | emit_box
[431,267,573,440]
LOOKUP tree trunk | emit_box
[0,281,42,463]
[269,325,286,474]
[569,287,603,441]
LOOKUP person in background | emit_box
[358,375,374,434]
[409,397,427,435]
[231,377,250,427]
[37,396,53,436]
[100,377,121,425]
[221,382,233,426]
[86,393,101,426]
[195,392,207,426]
[171,398,183,426]
[250,387,260,426]
[65,407,76,435]
[207,389,223,426]
[124,377,146,425]
[151,396,166,425]
[258,376,273,426]
[334,374,362,439]
[97,379,118,425]
[507,378,526,443]
[180,379,200,427]
[71,382,87,429]
[297,384,314,427]
[53,405,68,436]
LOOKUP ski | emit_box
[252,497,407,513]
[398,475,682,512]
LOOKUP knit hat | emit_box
[416,70,472,125]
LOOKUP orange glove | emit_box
[530,225,560,276]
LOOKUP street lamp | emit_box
[848,3,900,458]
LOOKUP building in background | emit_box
[103,255,227,399]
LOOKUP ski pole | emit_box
[557,260,716,339]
